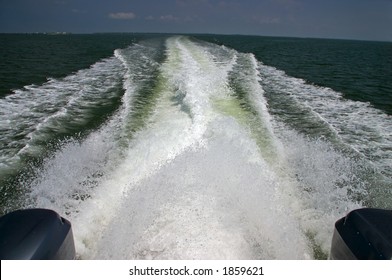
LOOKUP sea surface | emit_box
[0,33,391,259]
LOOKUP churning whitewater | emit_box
[20,36,378,259]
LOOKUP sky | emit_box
[0,0,391,41]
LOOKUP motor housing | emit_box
[330,208,392,260]
[0,208,75,260]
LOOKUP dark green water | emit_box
[0,33,158,97]
[197,35,392,115]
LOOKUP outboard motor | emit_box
[0,208,75,260]
[330,208,392,260]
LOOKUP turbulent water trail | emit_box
[22,36,373,259]
[90,36,312,259]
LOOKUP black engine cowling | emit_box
[330,208,392,260]
[0,208,75,260]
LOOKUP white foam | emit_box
[93,116,310,259]
[275,124,364,252]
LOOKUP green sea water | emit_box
[0,34,391,259]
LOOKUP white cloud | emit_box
[159,14,179,21]
[146,14,201,22]
[108,12,136,20]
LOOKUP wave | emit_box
[258,62,392,180]
[0,56,125,173]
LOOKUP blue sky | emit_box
[0,0,391,41]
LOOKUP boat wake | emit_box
[16,36,388,259]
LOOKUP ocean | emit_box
[0,33,391,259]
